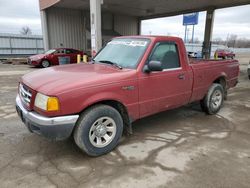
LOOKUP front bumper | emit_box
[31,61,41,66]
[28,59,40,66]
[16,95,79,140]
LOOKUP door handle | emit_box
[178,74,185,80]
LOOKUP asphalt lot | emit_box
[0,55,250,188]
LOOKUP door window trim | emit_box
[162,67,182,72]
[146,41,182,71]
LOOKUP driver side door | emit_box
[138,42,192,118]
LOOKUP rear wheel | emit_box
[200,83,224,115]
[74,105,123,156]
[41,60,50,68]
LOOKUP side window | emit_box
[55,49,65,54]
[74,50,80,54]
[150,43,180,69]
[65,49,74,54]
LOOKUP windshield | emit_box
[45,49,56,54]
[93,38,150,69]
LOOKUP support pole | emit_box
[137,18,141,35]
[184,25,187,43]
[9,37,12,55]
[187,28,190,43]
[40,10,49,51]
[90,0,102,57]
[202,9,215,59]
[77,54,81,63]
[83,55,88,63]
[35,38,39,54]
[192,25,195,43]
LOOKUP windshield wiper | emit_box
[98,60,123,69]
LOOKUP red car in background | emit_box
[214,48,235,59]
[28,48,84,68]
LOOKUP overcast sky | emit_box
[0,0,249,41]
[142,5,250,40]
[0,0,41,34]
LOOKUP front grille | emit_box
[19,83,32,105]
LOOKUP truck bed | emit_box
[189,58,236,64]
[188,58,239,102]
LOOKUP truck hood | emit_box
[21,63,136,95]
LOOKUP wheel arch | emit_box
[78,99,132,135]
[213,75,227,90]
[213,75,228,99]
[41,59,51,67]
[42,58,51,63]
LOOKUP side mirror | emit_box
[144,61,163,73]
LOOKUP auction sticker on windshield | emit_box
[108,40,148,47]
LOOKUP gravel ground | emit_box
[0,54,250,188]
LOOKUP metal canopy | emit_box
[40,0,250,57]
[51,0,250,19]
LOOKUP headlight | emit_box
[34,93,59,111]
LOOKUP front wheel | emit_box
[74,105,123,156]
[200,83,224,115]
[41,60,50,68]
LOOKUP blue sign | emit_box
[183,13,199,25]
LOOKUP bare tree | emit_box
[213,37,222,44]
[212,35,250,48]
[236,38,250,48]
[227,34,237,48]
[20,26,32,35]
[193,37,200,44]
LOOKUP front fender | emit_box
[59,83,139,120]
[80,91,125,110]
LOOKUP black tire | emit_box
[74,105,123,156]
[200,83,224,115]
[41,60,50,68]
[200,99,206,112]
[224,89,228,100]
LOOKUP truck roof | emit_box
[115,35,183,42]
[53,48,81,51]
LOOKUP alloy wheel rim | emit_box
[42,61,49,67]
[211,90,222,109]
[89,117,117,148]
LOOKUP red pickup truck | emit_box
[16,36,239,156]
